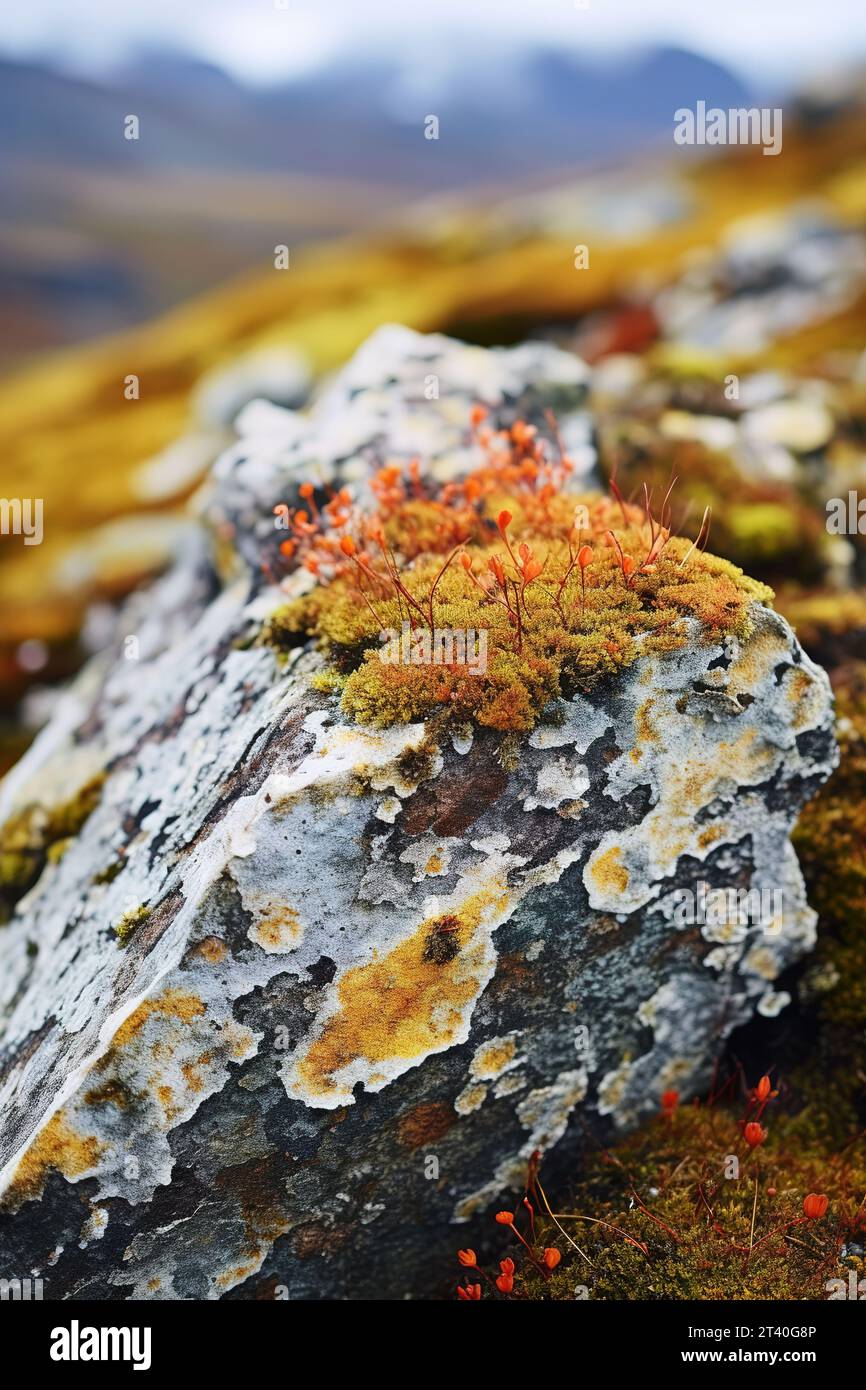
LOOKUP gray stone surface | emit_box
[0,328,836,1300]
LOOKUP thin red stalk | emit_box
[426,543,463,630]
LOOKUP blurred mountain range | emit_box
[0,43,752,367]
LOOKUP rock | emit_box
[0,328,836,1301]
[207,324,595,571]
[742,399,835,454]
[193,347,312,429]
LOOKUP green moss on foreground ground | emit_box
[791,660,866,1129]
[455,1101,865,1302]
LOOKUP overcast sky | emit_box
[2,0,865,86]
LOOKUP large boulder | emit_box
[0,329,836,1299]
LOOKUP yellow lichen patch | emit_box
[109,989,207,1051]
[782,665,824,731]
[493,1071,526,1098]
[697,824,726,849]
[5,1110,105,1207]
[214,1261,262,1291]
[635,698,659,746]
[741,944,781,981]
[725,621,789,696]
[247,903,304,954]
[597,1058,634,1115]
[588,846,630,897]
[285,886,508,1106]
[679,728,776,809]
[182,1059,207,1094]
[156,1084,175,1118]
[194,936,228,963]
[469,1034,519,1081]
[454,1082,488,1114]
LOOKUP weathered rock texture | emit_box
[0,328,836,1299]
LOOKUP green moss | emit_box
[113,904,150,947]
[776,587,866,669]
[266,495,772,735]
[93,857,124,887]
[726,502,802,559]
[0,773,106,924]
[790,662,866,1128]
[596,430,824,580]
[484,1103,865,1302]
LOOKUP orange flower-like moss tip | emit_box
[802,1193,829,1220]
[755,1075,772,1101]
[339,535,356,557]
[457,1248,477,1267]
[495,1210,514,1225]
[744,1121,767,1148]
[542,1248,561,1270]
[497,509,513,533]
[457,1283,482,1300]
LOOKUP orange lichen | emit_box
[109,989,207,1051]
[5,1110,105,1207]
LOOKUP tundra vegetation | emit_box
[264,411,770,734]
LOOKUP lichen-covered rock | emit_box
[0,329,836,1300]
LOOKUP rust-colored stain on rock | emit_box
[396,1100,457,1149]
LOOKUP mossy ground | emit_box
[596,426,826,582]
[791,660,866,1129]
[478,1101,865,1302]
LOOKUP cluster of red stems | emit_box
[456,1149,563,1300]
[268,407,712,648]
[457,1074,848,1298]
[658,1076,836,1271]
